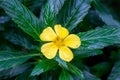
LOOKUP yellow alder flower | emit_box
[40,24,81,62]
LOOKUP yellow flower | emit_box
[40,24,81,62]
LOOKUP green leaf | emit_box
[15,68,32,80]
[83,71,101,80]
[42,1,55,27]
[57,0,92,31]
[31,59,58,76]
[0,63,31,79]
[0,51,39,71]
[5,31,36,50]
[0,0,42,41]
[74,49,103,58]
[78,28,120,50]
[0,16,10,23]
[93,0,120,27]
[55,57,68,69]
[59,70,73,80]
[55,58,84,80]
[40,0,66,27]
[68,63,84,80]
[47,0,66,15]
[107,61,120,80]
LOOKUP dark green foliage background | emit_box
[0,0,120,80]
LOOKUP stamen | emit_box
[54,37,64,48]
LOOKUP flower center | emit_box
[54,37,64,48]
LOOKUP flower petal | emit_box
[41,42,58,59]
[40,27,57,41]
[64,34,81,49]
[54,25,69,39]
[59,46,73,62]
